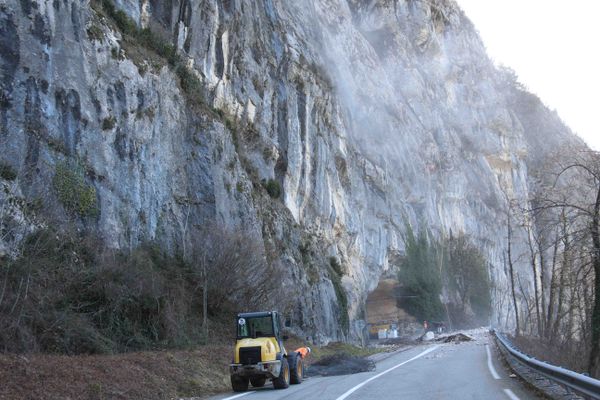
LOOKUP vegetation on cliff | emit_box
[0,225,277,354]
[397,226,491,327]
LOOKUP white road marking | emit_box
[220,392,254,400]
[486,344,501,380]
[504,388,520,400]
[335,345,440,400]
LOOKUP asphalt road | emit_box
[210,332,541,400]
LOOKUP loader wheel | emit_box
[250,377,266,387]
[231,375,249,392]
[272,357,290,389]
[289,352,303,384]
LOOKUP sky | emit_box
[455,0,600,150]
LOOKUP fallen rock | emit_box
[306,354,376,377]
[438,333,474,343]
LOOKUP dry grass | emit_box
[0,345,231,400]
[510,335,587,374]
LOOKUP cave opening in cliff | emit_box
[365,278,420,340]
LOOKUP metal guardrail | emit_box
[493,330,600,399]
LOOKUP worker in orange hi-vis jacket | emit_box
[295,346,311,359]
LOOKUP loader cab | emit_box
[236,311,282,340]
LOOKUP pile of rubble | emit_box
[306,354,376,377]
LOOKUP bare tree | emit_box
[531,150,600,376]
[507,210,520,337]
[523,217,542,336]
[188,223,294,340]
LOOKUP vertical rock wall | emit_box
[0,0,583,341]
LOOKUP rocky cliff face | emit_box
[0,0,583,342]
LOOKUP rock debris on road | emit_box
[209,329,542,400]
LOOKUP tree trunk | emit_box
[552,228,569,343]
[538,235,547,337]
[526,228,542,336]
[546,225,560,340]
[587,186,600,377]
[566,267,576,347]
[575,267,590,349]
[508,213,520,337]
[583,271,594,348]
[202,256,208,341]
[517,274,532,334]
[438,239,453,330]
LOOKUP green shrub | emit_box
[0,229,206,354]
[102,116,115,130]
[100,0,137,35]
[264,179,281,199]
[0,162,17,180]
[397,226,492,327]
[175,63,205,105]
[138,28,178,65]
[328,258,349,334]
[0,91,9,108]
[0,225,276,354]
[86,24,104,42]
[329,257,343,276]
[397,226,444,322]
[52,160,98,217]
[110,46,120,59]
[445,234,491,323]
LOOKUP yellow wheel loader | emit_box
[229,311,304,392]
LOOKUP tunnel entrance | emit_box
[365,278,416,339]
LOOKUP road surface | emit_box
[210,332,541,400]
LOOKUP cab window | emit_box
[237,316,274,338]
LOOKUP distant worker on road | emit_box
[295,346,311,359]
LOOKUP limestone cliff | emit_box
[0,0,583,342]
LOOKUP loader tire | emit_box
[289,352,303,384]
[272,357,290,389]
[231,375,249,392]
[250,377,266,387]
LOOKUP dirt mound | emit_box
[307,353,376,377]
[438,333,474,343]
[378,337,414,346]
